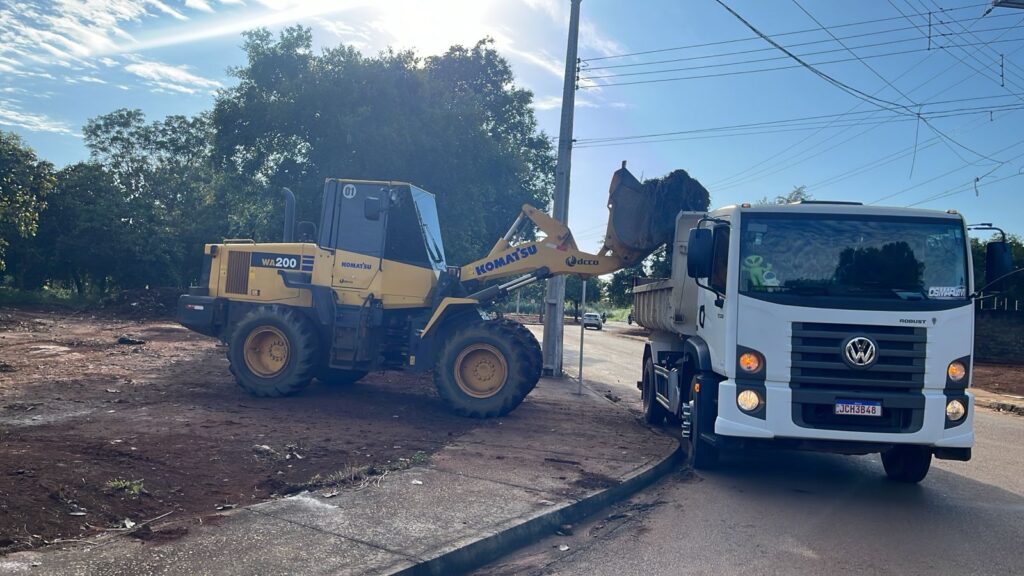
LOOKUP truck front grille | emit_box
[790,322,927,434]
[225,251,250,295]
[791,322,926,391]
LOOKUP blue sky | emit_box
[2,0,1023,250]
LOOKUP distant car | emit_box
[582,312,603,330]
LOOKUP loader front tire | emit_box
[435,320,540,418]
[228,306,319,397]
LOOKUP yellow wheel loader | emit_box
[176,164,706,417]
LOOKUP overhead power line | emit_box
[582,15,1023,72]
[572,98,1024,148]
[580,2,992,62]
[579,33,1024,81]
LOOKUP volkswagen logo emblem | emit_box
[843,336,877,368]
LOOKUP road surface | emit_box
[493,323,1024,576]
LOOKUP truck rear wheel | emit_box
[228,306,319,397]
[434,320,539,418]
[881,445,932,483]
[642,357,668,425]
[686,374,719,469]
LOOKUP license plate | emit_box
[834,400,882,417]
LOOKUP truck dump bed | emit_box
[630,212,704,338]
[633,279,681,334]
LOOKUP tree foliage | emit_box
[212,28,554,265]
[0,131,53,271]
[2,28,554,294]
[758,185,810,206]
[608,264,646,308]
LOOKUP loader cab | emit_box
[319,179,446,306]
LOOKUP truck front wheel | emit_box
[881,445,932,483]
[228,306,319,397]
[686,374,719,469]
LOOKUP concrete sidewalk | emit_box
[3,379,679,576]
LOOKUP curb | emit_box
[389,443,684,576]
[976,398,1024,415]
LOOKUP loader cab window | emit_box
[710,226,730,294]
[411,186,447,271]
[384,187,432,268]
[319,180,384,258]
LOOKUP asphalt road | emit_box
[493,323,1024,576]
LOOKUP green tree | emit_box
[608,264,646,307]
[565,275,603,319]
[81,109,225,288]
[0,131,53,271]
[758,185,811,206]
[40,163,125,294]
[212,28,554,265]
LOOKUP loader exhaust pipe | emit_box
[282,187,296,243]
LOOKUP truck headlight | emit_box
[946,399,966,421]
[737,389,761,412]
[947,361,967,382]
[739,352,763,374]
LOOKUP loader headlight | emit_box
[739,352,763,374]
[947,361,967,383]
[737,389,762,413]
[946,399,966,422]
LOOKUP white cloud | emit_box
[0,99,77,136]
[186,0,216,13]
[532,95,600,110]
[78,75,107,84]
[124,58,222,94]
[579,20,623,58]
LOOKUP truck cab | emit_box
[635,201,992,483]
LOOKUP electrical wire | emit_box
[579,2,992,62]
[579,34,1024,82]
[582,15,1023,71]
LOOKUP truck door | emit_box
[320,180,385,291]
[697,224,731,374]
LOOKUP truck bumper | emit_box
[176,295,221,338]
[714,380,974,451]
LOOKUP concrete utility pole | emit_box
[542,0,582,377]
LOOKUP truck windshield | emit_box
[411,185,446,271]
[739,214,968,305]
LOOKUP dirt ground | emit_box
[0,308,475,554]
[1,308,1020,556]
[973,362,1024,397]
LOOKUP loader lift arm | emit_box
[422,202,642,337]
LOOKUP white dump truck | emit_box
[633,200,1014,482]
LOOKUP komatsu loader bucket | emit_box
[600,162,711,266]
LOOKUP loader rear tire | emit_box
[435,320,539,418]
[228,306,319,397]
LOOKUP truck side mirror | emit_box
[687,228,713,279]
[364,197,383,221]
[985,240,1014,292]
